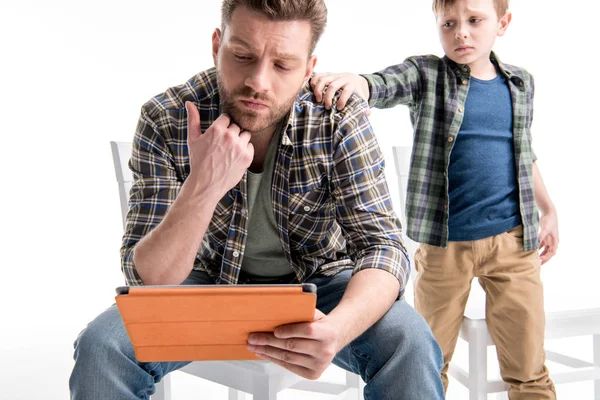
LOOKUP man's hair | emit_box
[432,0,509,19]
[221,0,327,54]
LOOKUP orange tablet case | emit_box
[115,284,317,362]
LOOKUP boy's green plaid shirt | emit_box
[364,52,540,251]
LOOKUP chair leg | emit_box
[228,388,246,400]
[495,391,508,400]
[152,375,171,400]
[594,333,600,400]
[342,371,362,400]
[252,383,278,400]
[468,323,488,400]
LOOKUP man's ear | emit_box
[212,28,222,66]
[304,55,317,85]
[497,12,512,37]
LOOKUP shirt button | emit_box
[232,251,240,258]
[458,107,463,113]
[462,80,467,85]
[447,136,454,143]
[303,206,311,212]
[444,203,448,209]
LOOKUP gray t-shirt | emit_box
[241,133,293,277]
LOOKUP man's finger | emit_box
[185,101,202,140]
[251,352,317,380]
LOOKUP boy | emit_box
[311,0,558,398]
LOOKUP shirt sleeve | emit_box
[362,57,422,110]
[329,95,410,294]
[526,73,537,162]
[120,106,183,286]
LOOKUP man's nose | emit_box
[245,62,271,93]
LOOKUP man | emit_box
[69,1,444,398]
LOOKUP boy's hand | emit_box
[310,72,371,115]
[538,212,559,265]
[246,309,342,380]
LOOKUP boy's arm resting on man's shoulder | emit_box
[362,57,422,110]
[310,57,421,113]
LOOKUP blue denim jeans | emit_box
[70,269,444,399]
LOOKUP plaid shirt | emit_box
[121,67,409,291]
[364,52,540,251]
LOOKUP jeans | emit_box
[70,269,444,399]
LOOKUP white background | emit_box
[0,1,598,399]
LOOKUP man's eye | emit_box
[234,54,251,61]
[275,64,290,71]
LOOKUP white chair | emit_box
[392,146,600,400]
[110,141,363,400]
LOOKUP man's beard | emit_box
[217,70,296,134]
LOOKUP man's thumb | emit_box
[185,101,202,140]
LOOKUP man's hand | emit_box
[185,101,254,199]
[539,211,559,265]
[310,73,371,114]
[246,309,342,380]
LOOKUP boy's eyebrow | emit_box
[229,35,302,62]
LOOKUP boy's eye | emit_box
[443,21,454,28]
[470,18,482,23]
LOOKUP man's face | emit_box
[436,0,510,72]
[213,6,316,134]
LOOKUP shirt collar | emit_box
[443,51,526,91]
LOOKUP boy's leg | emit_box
[69,270,213,400]
[414,242,475,392]
[477,225,556,400]
[307,270,445,400]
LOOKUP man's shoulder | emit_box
[141,68,219,119]
[295,84,370,123]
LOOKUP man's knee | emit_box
[370,299,442,365]
[73,305,133,362]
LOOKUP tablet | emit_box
[115,283,317,362]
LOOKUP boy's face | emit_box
[436,0,511,73]
[213,6,317,134]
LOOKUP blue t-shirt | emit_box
[447,73,521,241]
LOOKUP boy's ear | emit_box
[497,12,512,37]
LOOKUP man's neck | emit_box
[248,121,281,173]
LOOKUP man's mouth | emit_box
[239,98,268,110]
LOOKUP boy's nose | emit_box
[455,30,468,40]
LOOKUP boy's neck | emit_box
[468,57,497,80]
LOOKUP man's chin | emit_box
[230,111,272,133]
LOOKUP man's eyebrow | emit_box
[229,35,302,62]
[230,35,255,50]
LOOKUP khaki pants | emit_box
[414,226,556,400]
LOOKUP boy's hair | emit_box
[432,0,509,19]
[221,0,327,55]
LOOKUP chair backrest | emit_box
[392,146,419,274]
[110,141,133,230]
